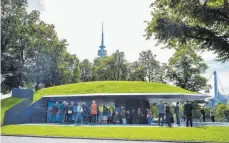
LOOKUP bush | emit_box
[223,109,229,122]
[215,103,228,122]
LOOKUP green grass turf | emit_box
[1,125,229,142]
[1,97,24,126]
[33,81,196,102]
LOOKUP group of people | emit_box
[48,100,151,125]
[49,100,108,124]
[156,100,200,127]
[48,100,215,126]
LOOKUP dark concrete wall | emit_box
[3,98,32,125]
[12,88,34,101]
[3,88,34,125]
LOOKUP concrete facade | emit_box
[3,89,210,125]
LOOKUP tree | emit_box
[215,102,229,121]
[145,0,229,62]
[72,56,81,83]
[1,0,80,92]
[138,50,160,82]
[128,61,146,81]
[92,50,128,81]
[1,0,40,92]
[157,63,169,84]
[167,46,211,92]
[80,59,92,82]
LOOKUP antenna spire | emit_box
[101,22,104,47]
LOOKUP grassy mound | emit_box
[1,97,24,126]
[33,81,196,102]
[1,125,229,143]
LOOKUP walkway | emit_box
[20,122,229,127]
[1,136,176,143]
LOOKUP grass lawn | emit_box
[1,125,229,143]
[1,97,24,126]
[33,81,196,102]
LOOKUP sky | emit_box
[27,0,229,97]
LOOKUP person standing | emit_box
[75,102,83,124]
[210,108,215,122]
[200,107,206,122]
[103,105,108,124]
[157,101,165,126]
[82,102,89,124]
[126,110,131,124]
[63,101,69,123]
[113,111,121,124]
[137,108,143,124]
[184,100,193,127]
[59,101,65,123]
[131,109,137,124]
[173,102,180,124]
[51,102,58,123]
[67,102,74,124]
[146,108,153,125]
[91,100,97,124]
[165,103,172,127]
[120,106,126,124]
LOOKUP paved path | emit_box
[22,122,229,127]
[1,136,175,143]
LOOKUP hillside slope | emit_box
[33,81,196,102]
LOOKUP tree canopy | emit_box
[145,0,229,62]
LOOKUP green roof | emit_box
[33,81,196,102]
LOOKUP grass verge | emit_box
[1,125,229,143]
[33,81,196,102]
[1,97,24,126]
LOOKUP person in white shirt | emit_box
[75,102,83,124]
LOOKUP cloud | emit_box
[27,0,48,12]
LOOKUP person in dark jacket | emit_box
[184,100,193,127]
[113,111,120,124]
[82,102,89,124]
[103,105,108,124]
[165,103,172,127]
[200,107,205,122]
[67,102,74,124]
[131,109,137,124]
[126,110,131,124]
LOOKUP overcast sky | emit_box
[27,0,229,97]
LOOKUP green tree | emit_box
[72,56,81,83]
[128,61,146,81]
[1,0,80,92]
[145,0,229,62]
[215,103,228,121]
[167,46,211,92]
[138,50,160,82]
[157,63,169,84]
[80,59,92,82]
[1,0,40,92]
[93,50,128,81]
